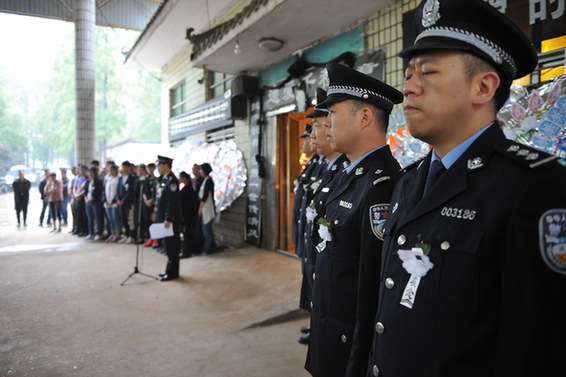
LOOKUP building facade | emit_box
[126,0,565,253]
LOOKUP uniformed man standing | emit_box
[293,123,320,257]
[293,123,322,342]
[299,88,350,345]
[155,155,181,282]
[305,63,402,377]
[367,1,566,376]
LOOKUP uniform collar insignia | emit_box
[467,157,484,170]
[355,167,364,176]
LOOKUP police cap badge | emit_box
[399,0,538,81]
[317,62,403,114]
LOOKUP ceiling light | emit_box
[258,37,284,52]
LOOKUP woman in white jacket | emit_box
[198,163,217,254]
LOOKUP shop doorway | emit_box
[275,109,313,254]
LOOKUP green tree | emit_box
[0,70,28,173]
[31,25,161,166]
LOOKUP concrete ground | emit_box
[0,189,311,377]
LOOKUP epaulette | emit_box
[495,140,557,169]
[372,168,391,186]
[401,158,426,173]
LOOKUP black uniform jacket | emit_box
[306,146,401,377]
[156,172,181,224]
[293,155,323,258]
[300,154,350,311]
[368,124,566,377]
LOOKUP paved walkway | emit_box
[0,190,311,377]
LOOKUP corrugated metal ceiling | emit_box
[0,0,163,30]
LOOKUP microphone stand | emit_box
[121,178,158,285]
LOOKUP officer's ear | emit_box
[358,105,374,131]
[471,70,500,109]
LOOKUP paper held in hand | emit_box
[149,223,174,239]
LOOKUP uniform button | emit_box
[304,257,308,263]
[334,219,339,225]
[397,235,406,246]
[319,201,323,205]
[375,322,384,334]
[373,365,380,377]
[341,334,347,343]
[310,301,313,309]
[298,220,301,224]
[385,278,394,289]
[441,241,450,250]
[312,273,316,281]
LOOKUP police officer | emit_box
[305,63,402,377]
[293,123,320,255]
[299,88,350,345]
[293,123,323,343]
[367,1,566,376]
[155,155,181,281]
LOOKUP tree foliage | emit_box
[1,23,161,172]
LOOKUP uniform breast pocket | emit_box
[325,211,356,262]
[423,227,484,310]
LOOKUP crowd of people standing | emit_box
[11,159,218,263]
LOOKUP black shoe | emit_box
[298,333,310,345]
[179,253,192,259]
[300,325,310,334]
[158,273,166,277]
[160,274,179,281]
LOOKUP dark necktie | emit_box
[423,160,446,197]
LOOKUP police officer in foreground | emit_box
[155,155,181,281]
[299,88,350,345]
[305,63,402,377]
[367,1,566,376]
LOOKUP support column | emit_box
[74,0,96,165]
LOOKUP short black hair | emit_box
[201,163,213,175]
[179,171,190,180]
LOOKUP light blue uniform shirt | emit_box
[431,123,493,169]
[346,145,387,174]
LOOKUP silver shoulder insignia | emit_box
[373,176,391,185]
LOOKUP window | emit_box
[207,71,234,100]
[171,82,187,117]
[206,125,235,143]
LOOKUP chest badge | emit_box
[539,209,566,275]
[369,203,389,240]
